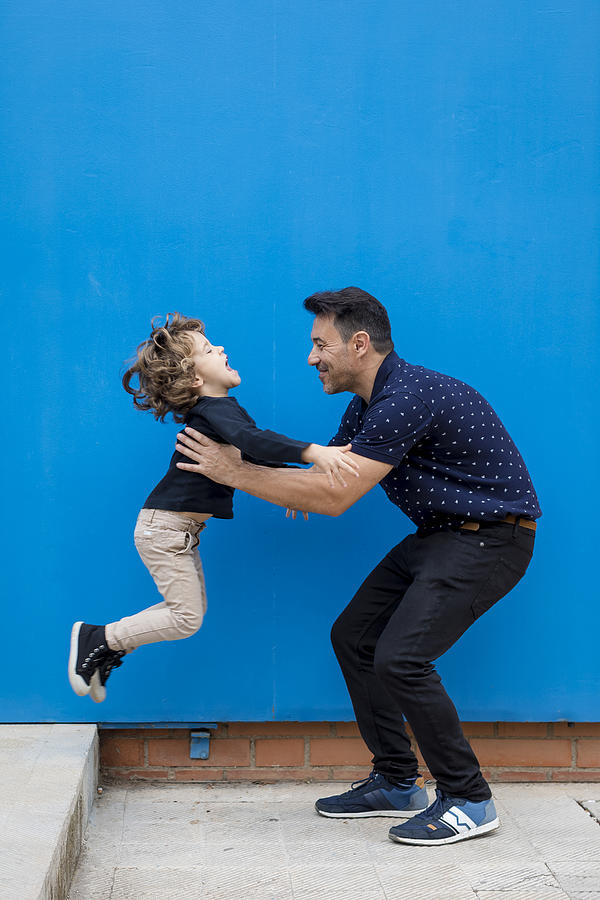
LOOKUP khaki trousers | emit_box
[105,509,207,653]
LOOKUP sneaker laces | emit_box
[352,770,384,789]
[338,771,380,796]
[348,771,417,793]
[413,788,453,822]
[96,650,126,686]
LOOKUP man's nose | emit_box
[307,347,319,366]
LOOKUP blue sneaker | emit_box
[315,771,429,818]
[388,788,499,845]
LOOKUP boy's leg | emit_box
[105,510,207,653]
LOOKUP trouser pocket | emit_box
[470,554,530,620]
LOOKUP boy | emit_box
[68,313,356,702]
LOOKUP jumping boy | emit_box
[68,312,357,702]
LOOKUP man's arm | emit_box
[175,427,392,516]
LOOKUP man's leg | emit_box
[330,532,420,781]
[373,524,534,802]
[315,533,432,819]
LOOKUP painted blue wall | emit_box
[2,1,598,723]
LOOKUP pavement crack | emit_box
[577,799,600,824]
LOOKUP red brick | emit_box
[174,769,226,781]
[497,723,549,738]
[330,766,372,782]
[255,739,305,767]
[100,736,144,768]
[462,723,496,737]
[470,738,572,767]
[552,770,600,781]
[335,723,361,737]
[310,738,372,766]
[223,768,317,782]
[108,769,170,781]
[147,737,250,767]
[228,722,331,737]
[577,740,600,768]
[482,769,549,782]
[411,743,426,766]
[553,723,600,737]
[100,729,172,739]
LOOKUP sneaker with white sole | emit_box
[388,788,499,845]
[68,622,124,699]
[89,649,126,703]
[315,771,429,818]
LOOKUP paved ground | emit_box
[69,781,600,900]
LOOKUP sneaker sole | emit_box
[89,670,106,703]
[389,817,500,845]
[316,805,428,819]
[68,622,91,696]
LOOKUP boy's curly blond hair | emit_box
[122,313,206,422]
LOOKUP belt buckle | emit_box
[459,520,480,532]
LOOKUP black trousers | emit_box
[331,520,535,802]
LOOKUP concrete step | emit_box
[0,724,98,900]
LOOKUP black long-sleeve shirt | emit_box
[143,396,310,518]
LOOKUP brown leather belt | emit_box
[460,513,537,533]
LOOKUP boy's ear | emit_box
[191,373,204,388]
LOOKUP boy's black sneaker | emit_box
[68,622,116,697]
[89,649,126,703]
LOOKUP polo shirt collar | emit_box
[369,350,402,402]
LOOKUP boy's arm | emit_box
[175,428,393,516]
[189,400,309,464]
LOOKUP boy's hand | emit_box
[301,443,359,488]
[285,508,309,521]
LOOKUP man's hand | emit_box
[176,427,242,483]
[285,508,309,521]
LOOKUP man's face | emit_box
[307,315,355,395]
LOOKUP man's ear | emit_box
[352,331,371,357]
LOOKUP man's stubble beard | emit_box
[322,371,357,396]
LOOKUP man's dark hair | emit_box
[303,286,393,354]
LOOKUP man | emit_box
[176,286,540,846]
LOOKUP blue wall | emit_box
[2,1,598,723]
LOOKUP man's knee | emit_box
[374,644,429,689]
[330,615,345,655]
[330,611,356,659]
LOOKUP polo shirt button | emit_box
[479,541,485,547]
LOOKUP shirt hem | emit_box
[349,445,404,466]
[142,501,233,519]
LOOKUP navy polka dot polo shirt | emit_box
[329,351,541,529]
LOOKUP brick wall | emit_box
[100,722,600,784]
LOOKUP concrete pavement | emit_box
[69,780,600,899]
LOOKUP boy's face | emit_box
[189,331,241,396]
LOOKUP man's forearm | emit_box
[227,461,343,515]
